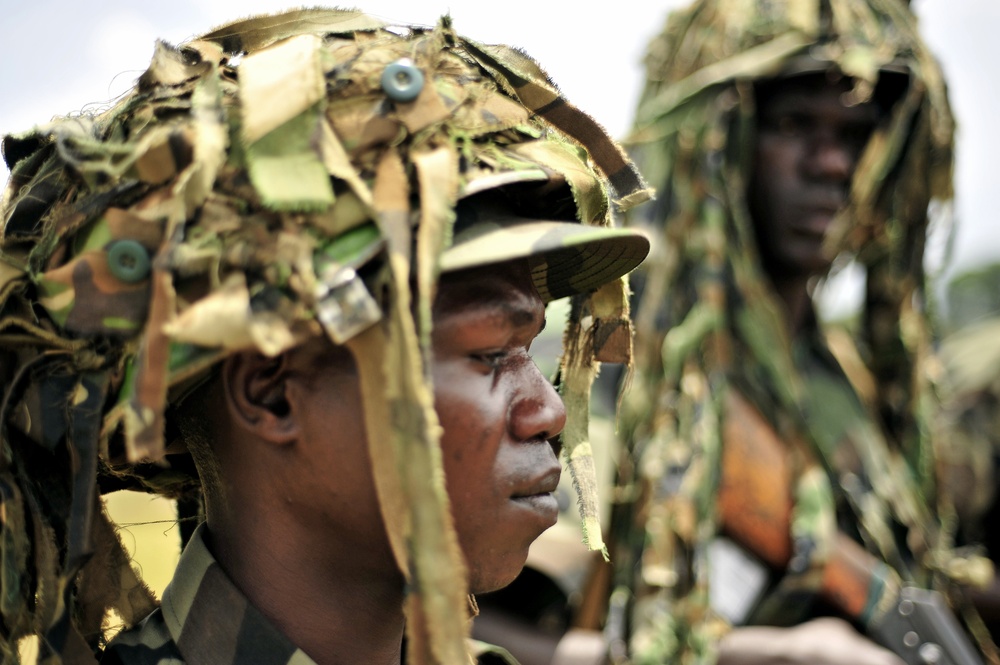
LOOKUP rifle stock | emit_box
[719,390,983,665]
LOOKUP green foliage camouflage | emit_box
[0,8,651,664]
[602,0,995,663]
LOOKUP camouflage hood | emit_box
[630,0,953,269]
[0,8,650,664]
[613,1,961,662]
[625,0,954,485]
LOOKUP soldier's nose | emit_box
[805,131,854,182]
[509,363,567,443]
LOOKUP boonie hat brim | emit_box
[440,216,650,302]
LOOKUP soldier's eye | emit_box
[472,351,508,371]
[773,114,810,137]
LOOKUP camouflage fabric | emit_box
[100,524,519,665]
[603,0,994,663]
[935,317,1000,547]
[0,8,651,665]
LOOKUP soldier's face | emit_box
[289,258,564,594]
[748,75,880,279]
[431,259,566,594]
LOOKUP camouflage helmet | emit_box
[631,0,953,255]
[0,8,651,664]
[625,0,953,477]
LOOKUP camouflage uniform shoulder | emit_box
[103,524,523,665]
[100,609,183,665]
[102,525,312,665]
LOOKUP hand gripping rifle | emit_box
[718,390,983,665]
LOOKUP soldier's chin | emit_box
[467,557,530,596]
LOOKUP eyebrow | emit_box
[444,295,546,334]
[487,301,546,332]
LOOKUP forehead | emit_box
[433,260,542,324]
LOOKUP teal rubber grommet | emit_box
[107,239,151,283]
[381,59,424,103]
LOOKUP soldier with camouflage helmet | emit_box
[0,8,652,664]
[598,0,998,663]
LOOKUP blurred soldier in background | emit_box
[598,0,998,663]
[0,8,652,664]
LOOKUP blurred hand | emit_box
[551,628,607,665]
[718,617,906,665]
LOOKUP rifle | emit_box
[719,389,983,665]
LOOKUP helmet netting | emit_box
[0,9,650,664]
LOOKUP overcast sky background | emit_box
[1,1,996,312]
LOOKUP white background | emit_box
[2,1,995,308]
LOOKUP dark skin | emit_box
[718,74,904,665]
[488,73,897,665]
[470,81,888,665]
[748,74,880,334]
[200,258,565,665]
[471,79,896,665]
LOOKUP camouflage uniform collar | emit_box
[160,524,314,665]
[132,526,520,665]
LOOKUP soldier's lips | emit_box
[510,468,561,525]
[510,493,560,526]
[796,203,842,233]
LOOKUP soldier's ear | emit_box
[221,351,298,446]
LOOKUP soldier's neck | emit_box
[769,273,813,338]
[206,518,407,665]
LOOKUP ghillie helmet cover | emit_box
[0,8,651,663]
